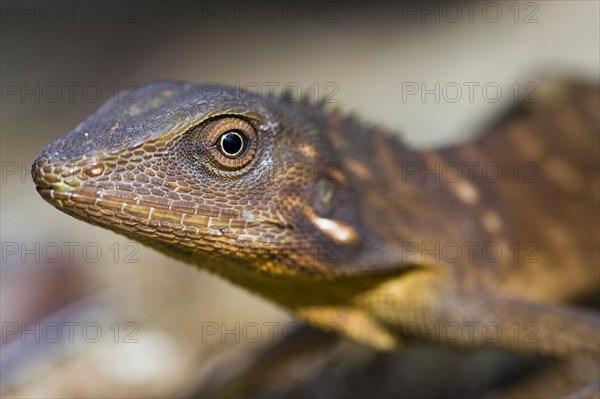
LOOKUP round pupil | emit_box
[221,131,244,156]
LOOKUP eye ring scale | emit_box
[200,116,258,171]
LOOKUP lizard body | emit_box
[33,80,599,356]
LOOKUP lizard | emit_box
[32,80,599,358]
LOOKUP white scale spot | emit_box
[146,207,155,224]
[481,210,502,234]
[346,161,371,180]
[452,180,480,205]
[511,125,544,160]
[261,121,279,134]
[312,216,360,245]
[542,158,583,193]
[298,144,317,159]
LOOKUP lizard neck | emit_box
[332,88,599,303]
[327,113,500,274]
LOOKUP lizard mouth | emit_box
[33,155,232,231]
[32,156,293,254]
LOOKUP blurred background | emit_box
[1,1,598,397]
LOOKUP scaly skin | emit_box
[32,80,599,356]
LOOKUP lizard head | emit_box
[32,81,380,277]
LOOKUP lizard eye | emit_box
[202,117,258,170]
[219,131,246,158]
